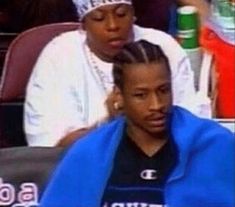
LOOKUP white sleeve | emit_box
[24,41,85,146]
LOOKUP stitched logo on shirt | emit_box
[140,169,158,180]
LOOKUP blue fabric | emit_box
[40,106,235,207]
[168,3,177,36]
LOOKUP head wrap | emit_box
[73,0,132,20]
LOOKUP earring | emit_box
[113,102,120,110]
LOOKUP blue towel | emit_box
[40,106,235,207]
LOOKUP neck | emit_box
[86,40,113,63]
[92,50,114,63]
[127,126,169,157]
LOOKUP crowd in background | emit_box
[0,0,210,33]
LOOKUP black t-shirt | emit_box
[101,133,178,206]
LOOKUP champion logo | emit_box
[140,169,158,180]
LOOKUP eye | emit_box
[115,7,128,17]
[91,16,104,21]
[89,12,105,21]
[133,92,147,99]
[159,85,171,94]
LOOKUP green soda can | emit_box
[177,6,199,49]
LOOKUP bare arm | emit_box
[56,127,94,147]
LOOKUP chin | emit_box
[147,126,167,136]
[108,51,118,58]
[100,50,119,61]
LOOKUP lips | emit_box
[108,37,126,48]
[146,115,167,127]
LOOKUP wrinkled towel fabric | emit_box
[40,106,235,207]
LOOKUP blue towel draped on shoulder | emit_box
[40,106,235,207]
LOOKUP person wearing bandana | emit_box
[25,0,205,147]
[39,40,235,207]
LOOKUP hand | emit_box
[56,126,95,147]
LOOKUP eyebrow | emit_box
[132,87,148,91]
[133,82,171,90]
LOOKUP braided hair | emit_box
[113,40,170,89]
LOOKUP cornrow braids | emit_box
[113,40,170,89]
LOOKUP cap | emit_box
[73,0,132,20]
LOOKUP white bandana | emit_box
[73,0,132,20]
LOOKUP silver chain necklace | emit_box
[85,45,113,94]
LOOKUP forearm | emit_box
[56,126,96,147]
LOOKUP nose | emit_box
[105,15,120,32]
[148,94,164,111]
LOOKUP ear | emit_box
[81,22,86,30]
[133,16,137,23]
[81,17,87,30]
[130,7,137,23]
[113,86,124,110]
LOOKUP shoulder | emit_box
[134,25,183,50]
[172,106,235,149]
[32,30,85,73]
[66,116,126,155]
[133,25,188,69]
[26,30,86,94]
[134,25,172,39]
[40,30,85,55]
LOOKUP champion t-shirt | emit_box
[101,133,178,207]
